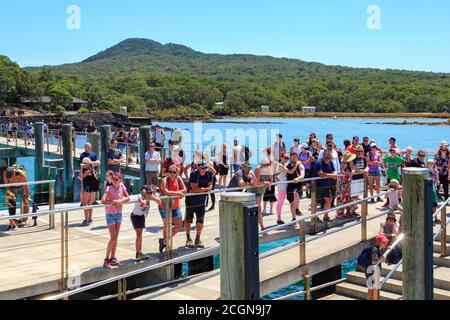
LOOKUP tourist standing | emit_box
[389,137,401,155]
[3,165,30,226]
[362,137,371,156]
[161,146,184,177]
[318,140,341,174]
[351,145,369,212]
[285,152,305,220]
[403,147,414,167]
[434,141,450,201]
[158,165,186,253]
[130,185,161,262]
[312,151,338,222]
[101,173,130,269]
[262,147,277,215]
[218,144,229,188]
[85,120,97,134]
[383,149,405,184]
[272,133,286,162]
[153,124,166,156]
[253,159,273,230]
[79,142,100,226]
[6,120,13,142]
[290,138,301,157]
[347,136,359,154]
[231,139,243,173]
[367,144,382,203]
[408,150,427,168]
[336,152,356,218]
[185,161,213,248]
[145,142,161,192]
[107,139,124,173]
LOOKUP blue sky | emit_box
[1,0,449,72]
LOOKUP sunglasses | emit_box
[169,170,177,174]
[324,157,331,160]
[418,154,426,157]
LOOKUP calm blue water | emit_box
[154,117,449,164]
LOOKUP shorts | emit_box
[130,213,146,229]
[146,171,159,186]
[232,164,241,172]
[83,179,100,193]
[185,206,206,224]
[286,183,302,203]
[155,142,164,151]
[317,186,336,200]
[218,164,229,176]
[106,213,123,226]
[369,169,381,177]
[263,185,277,202]
[158,207,182,220]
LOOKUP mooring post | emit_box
[100,125,111,197]
[219,192,259,300]
[62,124,74,203]
[402,167,434,300]
[34,122,44,205]
[139,126,151,190]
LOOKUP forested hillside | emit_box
[2,38,450,117]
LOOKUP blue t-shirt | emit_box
[107,148,122,172]
[313,159,335,188]
[79,152,98,164]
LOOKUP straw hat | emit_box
[354,145,364,152]
[440,141,449,148]
[389,179,400,188]
[341,152,356,163]
[261,158,270,165]
[81,157,92,165]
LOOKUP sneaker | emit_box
[296,211,303,216]
[81,220,89,226]
[103,259,111,269]
[32,219,38,227]
[371,198,375,203]
[159,238,166,253]
[185,238,194,248]
[135,252,148,262]
[277,220,285,225]
[194,238,205,248]
[262,209,267,215]
[110,258,121,267]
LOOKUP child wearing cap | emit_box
[366,235,389,300]
[131,186,161,262]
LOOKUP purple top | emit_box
[368,152,381,171]
[299,151,311,169]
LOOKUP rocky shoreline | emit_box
[363,120,449,126]
[0,112,171,132]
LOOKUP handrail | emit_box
[0,180,55,189]
[45,187,389,300]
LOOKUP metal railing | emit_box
[42,175,392,300]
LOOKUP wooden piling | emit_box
[402,167,434,300]
[34,122,44,204]
[219,192,259,300]
[62,124,74,202]
[100,125,111,197]
[139,126,151,189]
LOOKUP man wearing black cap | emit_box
[184,160,213,248]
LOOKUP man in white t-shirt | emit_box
[231,139,243,173]
[145,142,161,191]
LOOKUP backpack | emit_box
[357,247,374,268]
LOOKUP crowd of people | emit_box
[2,122,449,273]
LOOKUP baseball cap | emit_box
[375,235,389,244]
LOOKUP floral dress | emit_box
[336,163,355,216]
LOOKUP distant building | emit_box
[261,105,270,112]
[215,101,224,106]
[302,106,317,113]
[119,106,128,116]
[21,96,89,111]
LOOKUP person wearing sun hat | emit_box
[336,152,356,218]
